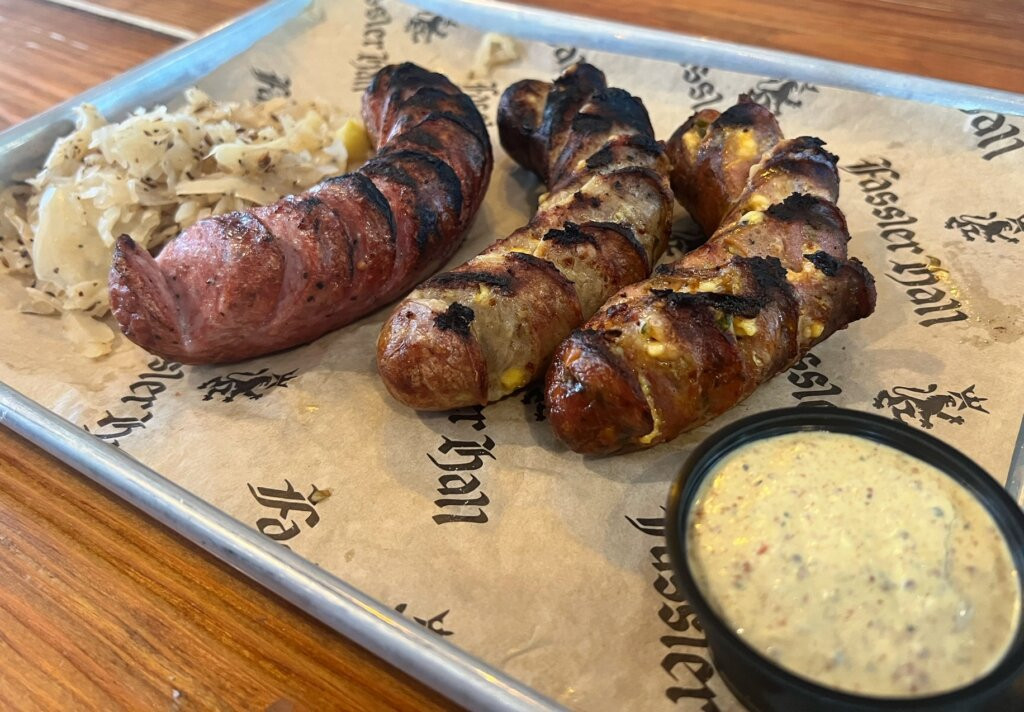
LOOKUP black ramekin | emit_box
[665,406,1024,712]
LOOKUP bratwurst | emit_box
[376,63,673,409]
[546,97,877,453]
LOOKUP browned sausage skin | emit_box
[109,63,492,364]
[376,63,674,410]
[666,97,782,238]
[546,100,877,454]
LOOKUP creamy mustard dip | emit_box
[686,431,1021,697]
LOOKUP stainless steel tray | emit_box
[1,1,1022,710]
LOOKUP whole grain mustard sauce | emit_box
[686,431,1021,697]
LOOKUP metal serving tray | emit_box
[1,1,1021,709]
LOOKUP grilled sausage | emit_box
[376,63,673,409]
[546,99,877,454]
[109,63,492,364]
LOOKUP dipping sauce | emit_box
[686,430,1021,697]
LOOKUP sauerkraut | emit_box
[0,88,369,355]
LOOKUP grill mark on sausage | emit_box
[543,221,596,247]
[361,157,441,249]
[777,135,838,164]
[766,192,838,226]
[583,88,655,134]
[380,149,464,221]
[394,124,445,151]
[650,288,766,318]
[434,302,475,335]
[581,221,649,269]
[396,91,489,143]
[424,271,514,292]
[713,97,764,128]
[322,172,397,243]
[585,134,662,170]
[804,250,841,276]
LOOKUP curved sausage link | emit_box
[546,100,877,454]
[109,63,492,364]
[376,63,673,410]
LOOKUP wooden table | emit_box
[0,1,1021,709]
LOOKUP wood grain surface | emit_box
[0,427,453,711]
[0,0,1021,710]
[86,0,260,33]
[0,0,177,127]
[522,0,1024,94]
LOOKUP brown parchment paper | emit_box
[2,1,1023,708]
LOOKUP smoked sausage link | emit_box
[376,63,673,409]
[545,97,877,454]
[109,63,492,364]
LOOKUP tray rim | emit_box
[0,0,1021,710]
[0,383,562,712]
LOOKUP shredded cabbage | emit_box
[0,89,369,356]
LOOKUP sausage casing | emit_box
[546,98,877,453]
[376,63,673,409]
[109,63,492,364]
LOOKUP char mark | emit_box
[434,302,476,336]
[650,255,792,318]
[390,89,489,148]
[378,149,464,220]
[325,172,397,244]
[538,67,606,165]
[786,135,838,164]
[396,124,445,151]
[425,271,513,292]
[425,108,491,150]
[584,134,662,170]
[543,221,597,247]
[506,251,578,293]
[744,255,792,295]
[553,62,606,91]
[581,220,649,267]
[294,196,322,212]
[361,156,444,248]
[571,112,612,136]
[765,193,830,222]
[714,98,769,128]
[804,250,841,276]
[385,63,448,96]
[584,88,654,135]
[651,288,766,318]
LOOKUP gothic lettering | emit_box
[247,480,326,542]
[786,352,842,407]
[680,65,722,111]
[962,110,1024,160]
[351,0,392,92]
[87,358,182,446]
[841,157,969,326]
[554,46,585,68]
[428,411,493,524]
[629,513,719,708]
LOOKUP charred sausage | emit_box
[376,63,673,409]
[546,97,877,453]
[109,63,492,364]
